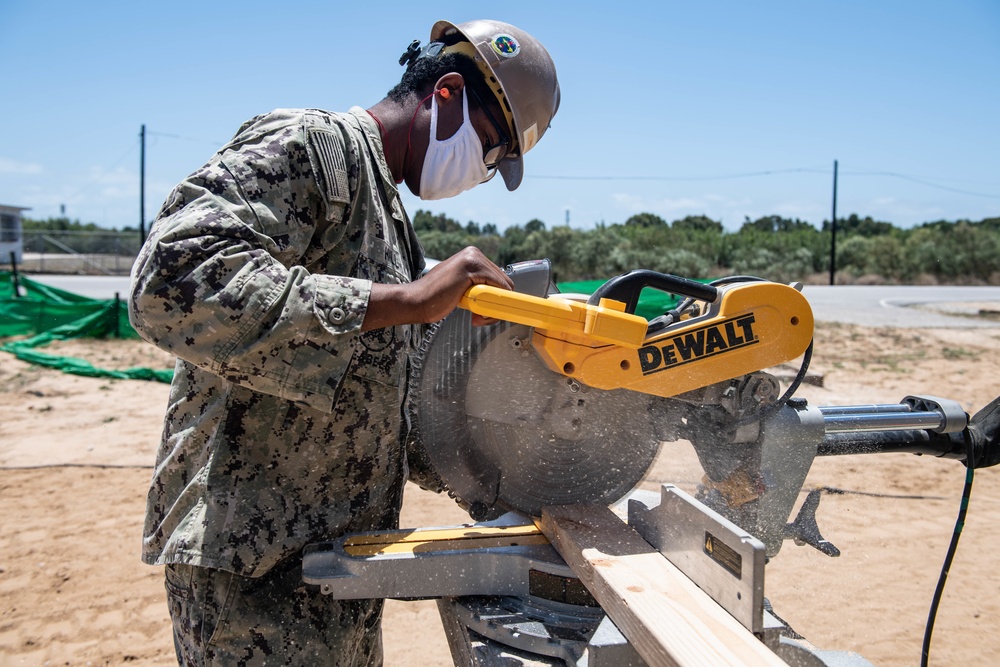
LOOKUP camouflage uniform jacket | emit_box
[129,107,424,577]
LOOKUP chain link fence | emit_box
[15,230,142,275]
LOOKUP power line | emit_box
[146,130,225,147]
[50,136,141,210]
[840,170,1000,199]
[530,167,829,182]
[26,131,219,220]
[530,167,1000,199]
[30,129,221,221]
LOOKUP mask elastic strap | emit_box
[407,92,436,168]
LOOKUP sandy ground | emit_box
[2,316,1000,666]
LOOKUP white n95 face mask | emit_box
[418,89,489,201]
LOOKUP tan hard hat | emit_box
[430,19,561,191]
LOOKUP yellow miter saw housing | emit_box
[460,270,813,399]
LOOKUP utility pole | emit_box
[828,159,838,286]
[140,124,146,244]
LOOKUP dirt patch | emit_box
[1,324,999,666]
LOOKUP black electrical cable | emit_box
[728,339,813,429]
[711,275,812,427]
[706,275,814,426]
[920,429,975,666]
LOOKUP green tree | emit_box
[672,215,723,233]
[824,213,894,237]
[22,216,102,233]
[741,215,815,233]
[730,246,815,283]
[524,219,546,233]
[933,222,1000,281]
[624,212,667,228]
[497,224,529,267]
[416,231,469,260]
[412,209,461,233]
[409,211,1000,285]
[566,226,625,280]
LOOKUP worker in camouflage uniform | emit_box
[129,19,560,667]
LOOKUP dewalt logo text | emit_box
[639,314,758,375]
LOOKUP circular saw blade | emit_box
[408,309,660,519]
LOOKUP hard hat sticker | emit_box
[491,34,520,59]
[522,123,539,152]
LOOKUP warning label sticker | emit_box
[704,531,742,579]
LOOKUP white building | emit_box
[0,205,29,265]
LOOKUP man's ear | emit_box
[433,72,465,103]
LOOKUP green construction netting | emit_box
[556,279,682,320]
[0,272,684,386]
[0,271,173,383]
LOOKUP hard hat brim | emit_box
[498,156,523,191]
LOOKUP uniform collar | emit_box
[348,107,400,195]
[347,107,426,280]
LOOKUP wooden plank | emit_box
[540,504,787,667]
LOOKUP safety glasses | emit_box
[467,86,511,180]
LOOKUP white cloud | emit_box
[0,157,43,175]
[99,186,129,199]
[772,201,822,218]
[611,193,704,213]
[85,165,137,188]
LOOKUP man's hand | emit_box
[364,247,513,331]
[968,395,1000,468]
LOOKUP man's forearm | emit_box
[363,282,424,332]
[361,247,515,331]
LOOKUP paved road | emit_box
[22,275,131,300]
[23,275,1000,329]
[801,285,1000,328]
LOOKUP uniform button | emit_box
[328,307,346,323]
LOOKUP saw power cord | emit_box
[738,338,812,428]
[920,429,975,667]
[819,485,946,501]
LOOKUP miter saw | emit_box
[304,260,1000,666]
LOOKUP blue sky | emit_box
[1,1,997,232]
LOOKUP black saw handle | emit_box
[586,270,718,315]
